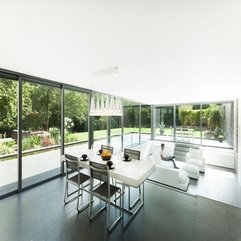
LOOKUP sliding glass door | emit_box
[123,101,140,148]
[154,106,174,141]
[110,116,122,153]
[140,105,151,143]
[0,77,18,196]
[175,104,201,144]
[21,81,61,188]
[64,89,89,156]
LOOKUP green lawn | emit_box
[67,127,151,142]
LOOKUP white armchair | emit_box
[185,148,205,173]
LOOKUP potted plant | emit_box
[218,134,224,143]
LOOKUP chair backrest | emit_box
[65,154,80,172]
[89,161,109,183]
[101,145,114,154]
[124,148,141,160]
[189,148,202,159]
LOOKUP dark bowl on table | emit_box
[107,160,113,169]
[124,154,129,161]
[82,154,88,160]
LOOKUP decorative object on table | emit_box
[101,149,112,161]
[98,149,103,155]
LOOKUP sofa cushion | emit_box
[159,160,174,168]
[146,155,156,164]
[178,169,188,184]
[152,150,161,164]
[190,148,202,159]
[187,158,203,168]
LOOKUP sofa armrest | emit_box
[154,165,180,187]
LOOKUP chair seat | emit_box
[69,173,90,185]
[93,183,120,198]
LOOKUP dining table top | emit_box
[64,150,156,188]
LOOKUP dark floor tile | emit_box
[226,205,241,220]
[166,195,196,221]
[0,206,53,241]
[192,221,232,241]
[228,216,241,241]
[1,176,240,241]
[152,216,194,241]
[145,182,173,208]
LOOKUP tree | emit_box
[64,90,88,132]
[207,104,223,130]
[0,78,18,136]
[22,83,61,131]
[178,105,193,126]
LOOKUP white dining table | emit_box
[63,150,156,227]
[76,151,155,188]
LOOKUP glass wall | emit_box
[0,77,18,196]
[175,104,201,144]
[123,100,140,148]
[64,89,89,155]
[22,81,61,188]
[201,103,233,148]
[93,116,108,150]
[154,106,174,141]
[140,105,151,143]
[110,116,122,153]
[154,102,234,148]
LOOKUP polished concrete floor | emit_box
[1,177,241,241]
[187,165,241,209]
[174,161,241,209]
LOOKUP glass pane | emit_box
[175,104,201,144]
[22,81,61,188]
[123,100,140,148]
[154,106,174,141]
[110,116,122,153]
[64,89,89,155]
[93,116,108,151]
[201,103,233,148]
[0,77,18,195]
[141,105,151,143]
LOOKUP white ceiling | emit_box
[1,0,241,104]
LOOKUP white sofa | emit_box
[134,141,189,191]
[185,148,205,172]
[147,149,189,191]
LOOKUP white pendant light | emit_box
[89,67,123,116]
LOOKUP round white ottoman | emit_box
[182,164,199,179]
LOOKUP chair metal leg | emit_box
[64,182,68,204]
[76,184,90,212]
[64,182,82,205]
